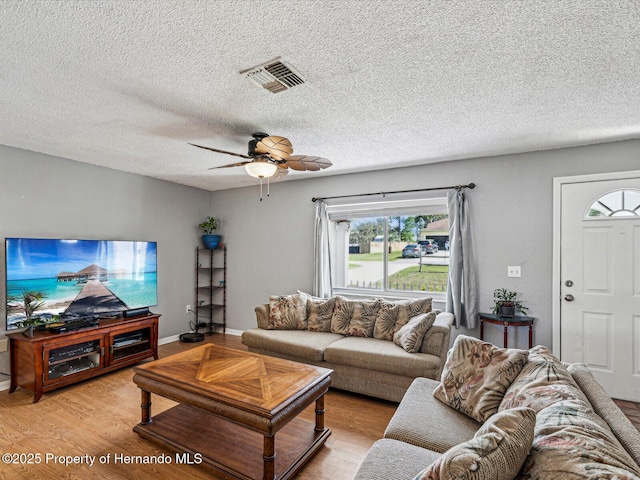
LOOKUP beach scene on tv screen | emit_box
[6,238,157,329]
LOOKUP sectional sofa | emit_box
[240,292,454,402]
[354,336,640,479]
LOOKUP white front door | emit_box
[559,176,640,401]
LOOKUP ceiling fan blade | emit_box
[189,143,251,159]
[286,155,333,172]
[207,160,251,170]
[272,166,289,180]
[255,136,294,161]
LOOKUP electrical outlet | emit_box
[0,337,7,352]
[507,266,521,278]
[186,304,191,314]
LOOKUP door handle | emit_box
[564,294,575,302]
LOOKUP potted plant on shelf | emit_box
[492,288,528,317]
[198,216,221,249]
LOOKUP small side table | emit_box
[479,312,535,349]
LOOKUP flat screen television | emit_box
[5,238,157,330]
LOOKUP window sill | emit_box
[332,287,446,304]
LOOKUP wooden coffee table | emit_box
[132,344,332,480]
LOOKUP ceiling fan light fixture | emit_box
[245,161,278,178]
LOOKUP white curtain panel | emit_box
[446,188,479,329]
[313,200,333,298]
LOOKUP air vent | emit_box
[240,58,305,93]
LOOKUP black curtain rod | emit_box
[311,183,475,203]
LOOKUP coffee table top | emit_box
[134,344,332,414]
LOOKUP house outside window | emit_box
[326,196,449,300]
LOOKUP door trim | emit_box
[552,170,640,358]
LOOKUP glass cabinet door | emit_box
[45,337,103,382]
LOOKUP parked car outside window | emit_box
[402,244,422,258]
[418,240,438,254]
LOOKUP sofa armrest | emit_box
[419,312,454,375]
[568,363,640,468]
[255,303,270,329]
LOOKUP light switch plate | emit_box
[508,266,521,278]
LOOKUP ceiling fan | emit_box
[190,133,332,200]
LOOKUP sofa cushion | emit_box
[298,291,336,332]
[325,336,441,378]
[393,310,439,353]
[331,296,382,337]
[240,329,344,363]
[433,335,529,422]
[267,293,307,330]
[353,439,442,480]
[499,346,640,479]
[374,297,432,340]
[384,377,481,453]
[413,407,536,480]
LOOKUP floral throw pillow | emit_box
[267,293,307,330]
[413,407,536,480]
[330,296,381,337]
[433,335,529,422]
[373,297,432,340]
[393,311,440,353]
[499,346,640,478]
[297,291,336,332]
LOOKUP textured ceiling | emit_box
[1,1,639,191]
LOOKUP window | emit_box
[327,196,449,299]
[587,189,640,218]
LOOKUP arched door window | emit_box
[586,189,640,218]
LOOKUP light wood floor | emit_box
[0,334,396,480]
[1,334,638,480]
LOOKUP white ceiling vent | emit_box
[240,58,305,93]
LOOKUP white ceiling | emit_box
[1,1,639,191]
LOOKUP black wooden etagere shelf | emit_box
[196,247,226,334]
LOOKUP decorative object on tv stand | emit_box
[198,216,222,249]
[492,288,528,317]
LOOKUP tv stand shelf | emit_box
[8,314,159,403]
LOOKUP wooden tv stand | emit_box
[8,314,159,403]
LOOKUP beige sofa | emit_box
[241,294,454,402]
[354,341,640,479]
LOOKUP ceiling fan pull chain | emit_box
[259,177,264,201]
[267,175,271,198]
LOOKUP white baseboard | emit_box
[159,334,181,345]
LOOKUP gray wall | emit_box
[212,139,640,349]
[0,145,211,375]
[2,138,639,376]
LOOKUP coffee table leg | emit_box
[315,395,325,432]
[140,389,152,425]
[263,435,276,480]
